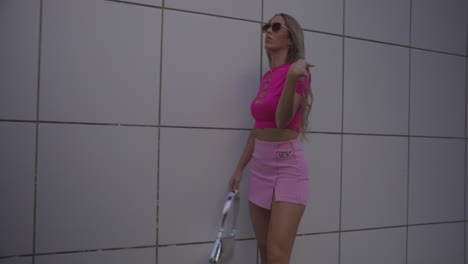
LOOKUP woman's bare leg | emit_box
[266,191,305,264]
[249,202,271,263]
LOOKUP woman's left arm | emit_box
[275,59,313,128]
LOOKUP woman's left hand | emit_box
[288,59,314,78]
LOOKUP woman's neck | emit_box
[268,49,288,68]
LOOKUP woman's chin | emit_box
[264,44,275,52]
[265,46,285,54]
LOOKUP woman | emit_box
[228,13,314,264]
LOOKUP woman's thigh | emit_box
[249,201,271,248]
[267,195,305,259]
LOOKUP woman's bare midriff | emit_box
[253,128,299,142]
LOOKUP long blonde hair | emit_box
[267,13,313,140]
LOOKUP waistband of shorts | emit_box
[254,138,301,150]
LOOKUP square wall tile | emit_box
[341,227,406,264]
[345,0,410,45]
[158,240,257,264]
[165,0,261,21]
[342,135,408,230]
[158,128,254,245]
[0,257,32,264]
[410,50,466,137]
[0,0,39,120]
[409,138,465,224]
[161,10,260,128]
[264,0,343,34]
[0,122,35,256]
[40,0,161,125]
[412,0,468,55]
[305,33,343,133]
[36,124,158,253]
[299,134,341,234]
[408,223,464,264]
[344,39,410,135]
[290,234,339,264]
[36,248,155,264]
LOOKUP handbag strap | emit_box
[229,191,240,236]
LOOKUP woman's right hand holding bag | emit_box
[228,169,242,192]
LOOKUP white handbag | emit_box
[209,190,240,263]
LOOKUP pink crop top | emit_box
[250,62,310,131]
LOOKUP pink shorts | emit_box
[248,138,310,210]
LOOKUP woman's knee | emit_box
[266,243,289,264]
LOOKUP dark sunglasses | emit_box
[262,22,289,33]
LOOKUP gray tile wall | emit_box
[0,0,467,263]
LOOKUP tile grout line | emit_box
[2,220,466,259]
[104,0,162,9]
[343,35,466,57]
[1,119,466,140]
[464,69,467,264]
[406,1,413,264]
[258,0,263,263]
[464,8,468,264]
[107,0,468,58]
[464,20,468,264]
[0,245,158,260]
[338,1,346,264]
[2,119,468,139]
[155,0,165,263]
[32,1,43,262]
[107,0,467,58]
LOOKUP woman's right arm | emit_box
[228,128,255,191]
